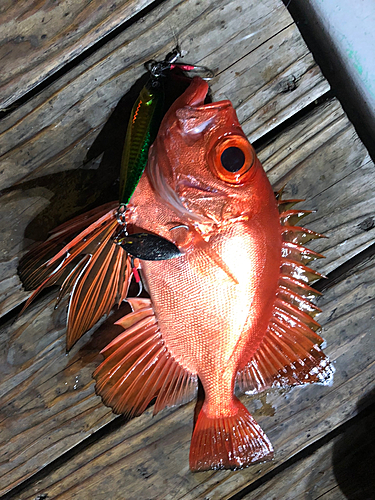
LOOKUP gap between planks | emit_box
[0,0,165,114]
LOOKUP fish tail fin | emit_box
[189,396,273,471]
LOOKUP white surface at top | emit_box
[308,0,375,118]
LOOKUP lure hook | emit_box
[170,63,214,81]
[145,46,214,81]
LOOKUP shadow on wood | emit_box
[331,389,375,500]
[2,73,149,244]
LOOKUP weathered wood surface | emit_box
[0,0,373,498]
[259,98,375,277]
[0,0,155,110]
[1,95,374,497]
[0,0,329,321]
[242,405,375,499]
[3,245,374,499]
[0,0,328,189]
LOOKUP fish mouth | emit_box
[177,176,225,195]
[196,99,233,111]
[176,176,231,215]
[185,76,233,112]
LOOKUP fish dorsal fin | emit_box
[93,299,197,417]
[237,198,334,394]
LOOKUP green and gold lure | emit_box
[119,84,163,207]
[118,73,165,208]
[116,48,213,260]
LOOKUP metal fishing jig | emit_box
[117,233,182,261]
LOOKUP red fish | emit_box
[20,76,333,471]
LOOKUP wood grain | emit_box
[0,0,155,110]
[242,407,375,499]
[0,294,118,495]
[0,0,329,320]
[0,0,372,497]
[258,98,375,276]
[0,0,328,190]
[3,248,374,500]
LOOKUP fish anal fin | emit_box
[189,396,273,471]
[238,194,334,395]
[94,301,197,418]
[153,362,197,414]
[237,316,334,394]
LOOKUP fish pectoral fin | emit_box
[18,202,132,351]
[93,299,197,417]
[189,396,273,471]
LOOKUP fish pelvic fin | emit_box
[237,198,334,394]
[93,298,198,417]
[189,396,273,471]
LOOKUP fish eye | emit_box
[208,135,255,184]
[220,147,245,172]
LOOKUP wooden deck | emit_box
[0,0,374,498]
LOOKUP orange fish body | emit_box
[124,77,281,467]
[20,76,333,471]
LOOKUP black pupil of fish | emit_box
[220,147,245,172]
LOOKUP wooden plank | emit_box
[212,24,328,141]
[1,96,374,496]
[258,98,375,276]
[0,294,118,495]
[0,0,329,319]
[0,0,327,190]
[4,247,374,499]
[0,0,155,110]
[241,408,375,499]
